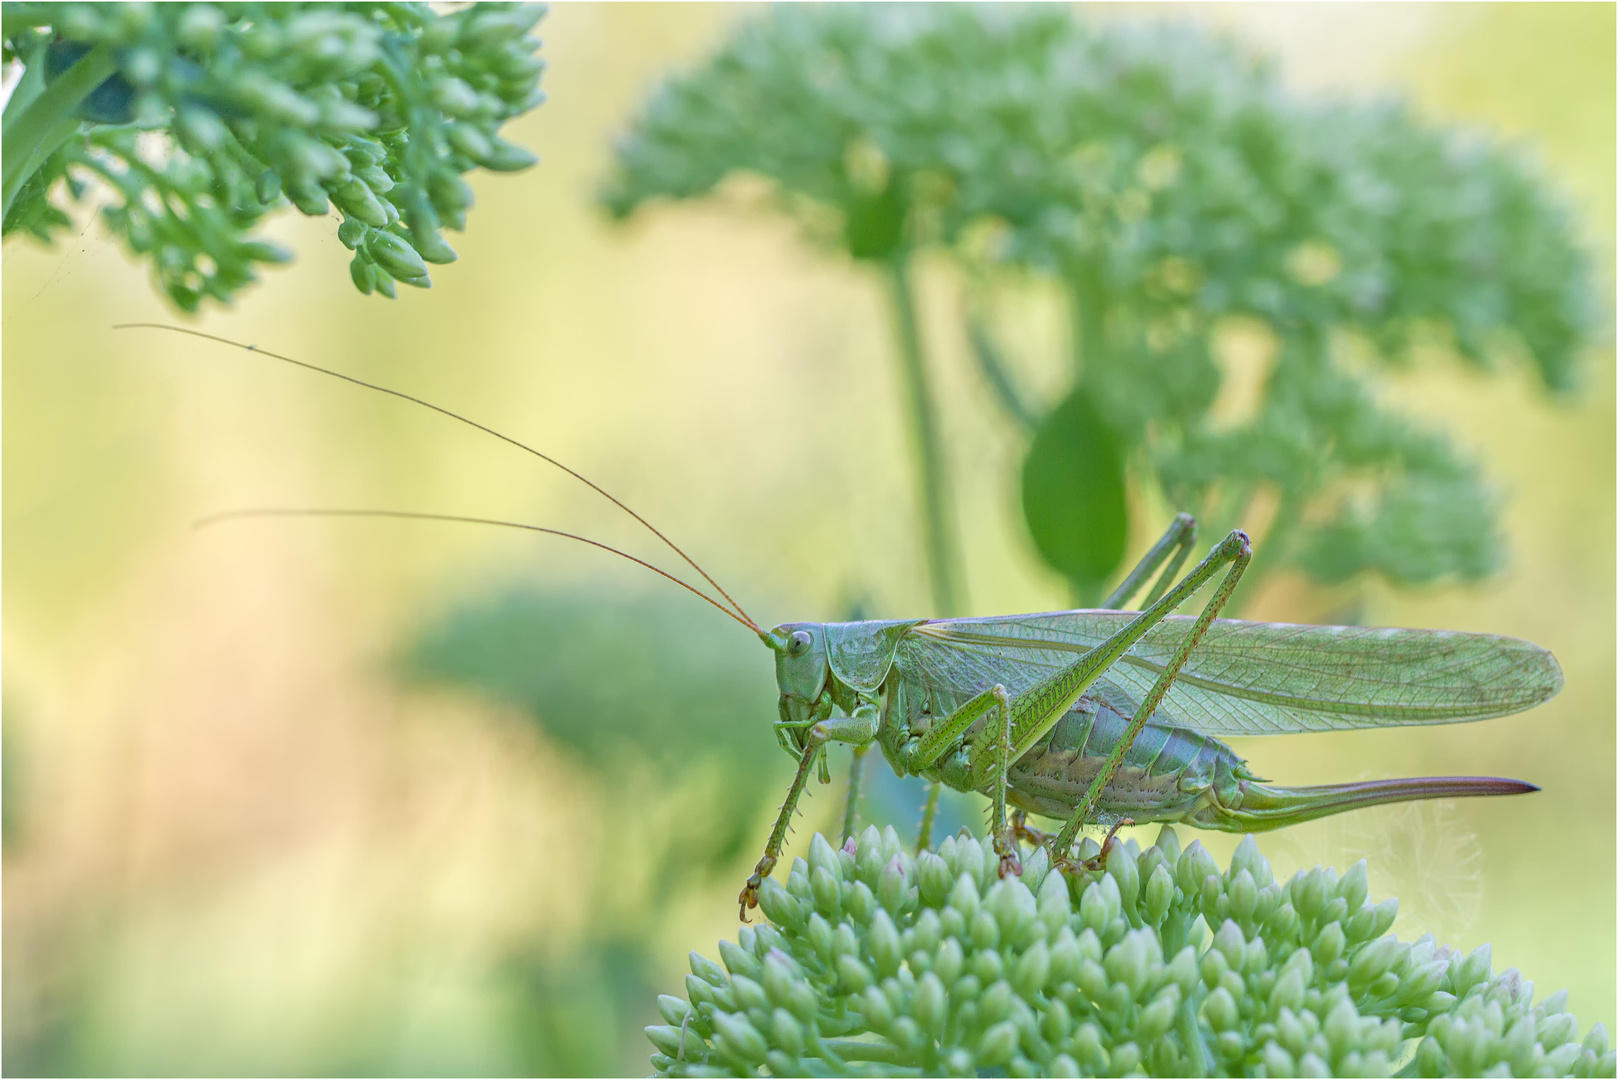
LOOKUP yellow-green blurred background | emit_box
[3,4,1612,1075]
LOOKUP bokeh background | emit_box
[3,4,1612,1075]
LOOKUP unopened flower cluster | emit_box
[3,2,545,309]
[649,827,1613,1078]
[604,6,1597,593]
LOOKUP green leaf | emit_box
[1021,386,1129,592]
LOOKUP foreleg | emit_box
[740,708,879,921]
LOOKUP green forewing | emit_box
[901,611,1562,738]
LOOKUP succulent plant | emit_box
[650,828,1614,1078]
[2,2,547,309]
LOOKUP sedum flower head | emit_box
[3,2,546,309]
[650,827,1614,1078]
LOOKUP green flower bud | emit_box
[337,218,368,250]
[1079,872,1121,936]
[951,872,981,922]
[980,978,1016,1026]
[1077,957,1108,1003]
[761,950,800,1006]
[855,827,885,885]
[1042,995,1072,1045]
[1297,1049,1330,1075]
[913,970,947,1038]
[1103,928,1154,1000]
[1541,1012,1580,1049]
[862,986,894,1033]
[933,936,964,985]
[1339,860,1369,913]
[175,4,227,51]
[348,254,375,294]
[836,954,873,994]
[1111,1041,1145,1078]
[978,1020,1019,1067]
[972,946,1004,986]
[730,973,768,1016]
[372,270,397,299]
[1397,960,1448,1006]
[1295,868,1331,924]
[460,7,544,50]
[255,170,283,205]
[1139,984,1180,1042]
[1200,944,1229,989]
[364,229,429,283]
[1203,984,1236,1036]
[1229,868,1258,926]
[1261,1040,1296,1077]
[970,909,1000,952]
[803,912,834,962]
[286,179,330,217]
[1230,834,1272,889]
[690,951,728,988]
[657,994,691,1027]
[447,122,493,164]
[987,878,1036,943]
[870,909,902,977]
[1266,901,1299,939]
[1012,940,1050,998]
[1142,864,1175,926]
[833,922,859,959]
[1324,996,1363,1059]
[644,1024,693,1060]
[848,880,877,926]
[1073,1020,1108,1073]
[1213,919,1246,970]
[350,165,393,196]
[1105,840,1140,915]
[917,850,953,907]
[1451,942,1492,997]
[1584,1022,1611,1057]
[1176,841,1220,895]
[1313,921,1346,967]
[719,939,760,982]
[1243,936,1269,977]
[711,1010,768,1067]
[878,855,910,915]
[759,877,804,931]
[910,908,942,955]
[811,865,842,920]
[1037,862,1073,929]
[1270,966,1305,1016]
[1547,1042,1584,1074]
[1348,935,1402,988]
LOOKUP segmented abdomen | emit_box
[936,681,1251,823]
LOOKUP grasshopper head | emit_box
[765,622,830,754]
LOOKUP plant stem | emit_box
[1,44,116,221]
[885,254,963,616]
[1068,261,1107,385]
[1066,260,1113,608]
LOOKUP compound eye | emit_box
[789,629,813,656]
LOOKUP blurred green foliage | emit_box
[2,2,546,309]
[408,586,979,1074]
[602,4,1598,604]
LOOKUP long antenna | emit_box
[116,322,760,630]
[197,507,764,634]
